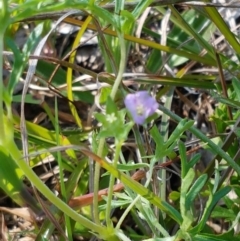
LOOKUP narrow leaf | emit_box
[186,174,207,208]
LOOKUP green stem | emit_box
[159,88,174,211]
[106,141,122,227]
[94,30,126,223]
[55,98,73,241]
[93,139,104,225]
[0,0,9,144]
[0,33,5,144]
[116,194,141,229]
[110,31,126,99]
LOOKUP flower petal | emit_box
[124,91,158,125]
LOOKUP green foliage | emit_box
[0,0,240,240]
[95,96,133,141]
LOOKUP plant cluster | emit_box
[0,0,240,240]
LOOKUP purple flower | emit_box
[124,91,159,125]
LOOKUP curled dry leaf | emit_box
[0,207,36,223]
[0,212,8,241]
